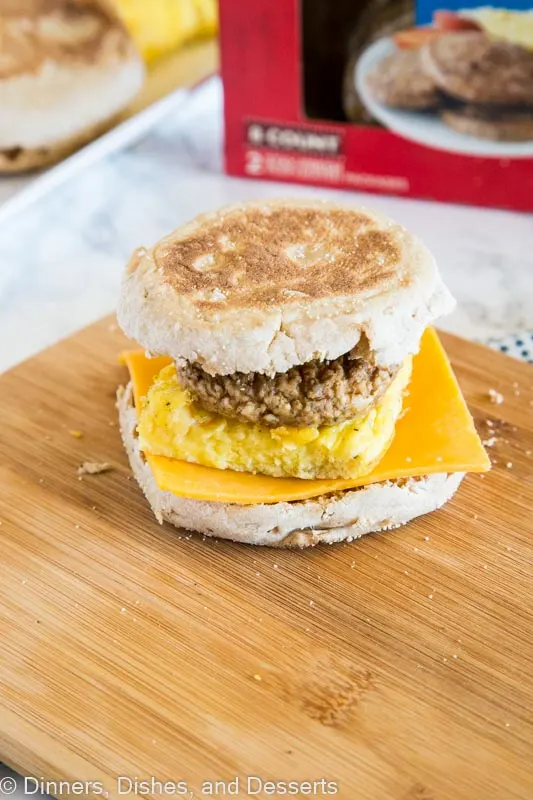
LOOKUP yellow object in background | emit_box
[463,9,533,50]
[113,0,218,63]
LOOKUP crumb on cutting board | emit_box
[69,430,84,439]
[488,389,504,405]
[77,461,113,476]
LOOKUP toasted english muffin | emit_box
[118,199,455,377]
[0,0,144,172]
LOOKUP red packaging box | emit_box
[219,0,533,210]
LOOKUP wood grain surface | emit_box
[0,317,532,800]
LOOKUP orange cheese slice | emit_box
[121,329,490,505]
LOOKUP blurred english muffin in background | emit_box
[0,0,144,172]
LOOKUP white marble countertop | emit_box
[1,78,533,375]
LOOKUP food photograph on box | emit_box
[0,1,532,799]
[221,0,533,208]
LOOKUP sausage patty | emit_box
[366,48,440,110]
[421,33,533,105]
[177,339,400,428]
[441,105,533,142]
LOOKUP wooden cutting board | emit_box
[1,317,532,800]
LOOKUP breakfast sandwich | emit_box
[0,0,145,172]
[117,200,489,548]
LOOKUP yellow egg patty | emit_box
[137,359,412,480]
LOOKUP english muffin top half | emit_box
[119,199,455,380]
